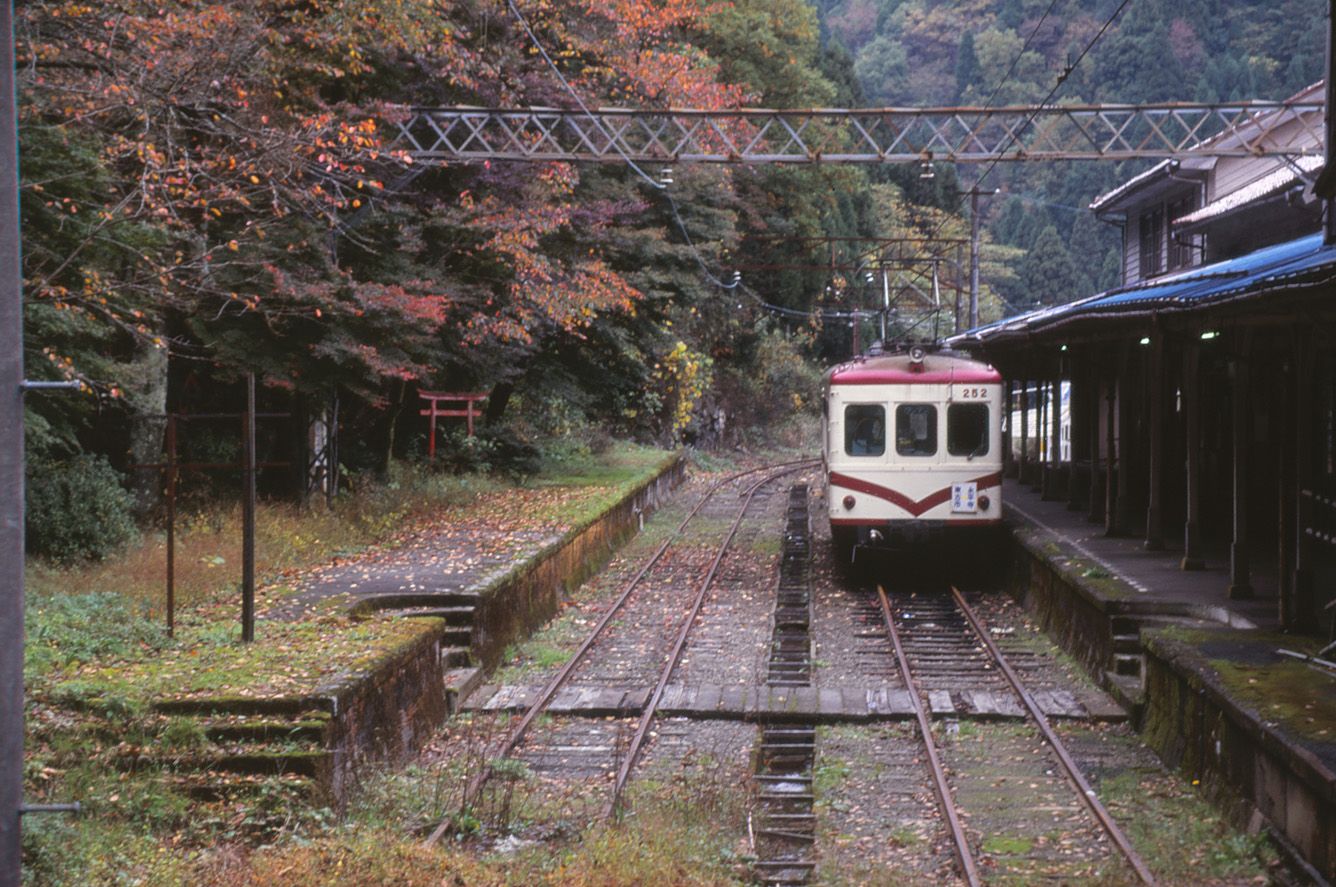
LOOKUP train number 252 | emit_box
[955,387,989,400]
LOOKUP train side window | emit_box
[844,404,885,456]
[895,404,937,457]
[948,403,989,458]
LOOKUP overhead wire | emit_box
[924,0,1135,326]
[974,0,1065,113]
[503,0,742,290]
[966,0,1134,196]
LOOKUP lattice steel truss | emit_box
[395,101,1325,164]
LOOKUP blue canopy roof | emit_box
[957,232,1336,344]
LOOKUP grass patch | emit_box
[1096,769,1275,880]
[813,757,852,795]
[982,834,1034,855]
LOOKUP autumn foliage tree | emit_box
[18,0,879,504]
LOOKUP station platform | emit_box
[1002,476,1336,880]
[1002,477,1283,631]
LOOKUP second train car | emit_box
[822,345,1004,563]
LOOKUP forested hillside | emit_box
[19,0,1324,552]
[817,0,1326,310]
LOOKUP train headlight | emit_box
[842,495,856,511]
[908,345,926,364]
[978,494,991,511]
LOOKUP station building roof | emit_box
[951,231,1336,349]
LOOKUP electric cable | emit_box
[922,0,1135,322]
[974,0,1064,113]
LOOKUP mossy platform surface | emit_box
[43,616,437,715]
[260,447,680,622]
[1143,627,1336,780]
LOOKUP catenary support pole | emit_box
[969,189,980,329]
[1,1,24,881]
[965,188,995,329]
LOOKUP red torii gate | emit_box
[419,391,487,458]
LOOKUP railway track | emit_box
[873,584,1156,886]
[753,485,817,885]
[424,459,816,845]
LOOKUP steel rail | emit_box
[601,462,815,820]
[949,586,1157,886]
[876,585,983,887]
[423,457,817,846]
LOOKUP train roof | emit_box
[826,351,1001,386]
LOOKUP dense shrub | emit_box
[714,325,824,443]
[479,427,543,478]
[26,454,138,562]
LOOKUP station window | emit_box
[895,404,937,457]
[947,403,989,457]
[844,404,885,456]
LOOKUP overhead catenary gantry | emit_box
[395,100,1324,165]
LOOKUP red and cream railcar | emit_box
[822,346,1004,561]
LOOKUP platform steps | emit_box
[1102,614,1149,714]
[75,702,341,808]
[1104,612,1219,716]
[348,591,482,710]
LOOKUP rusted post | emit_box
[327,391,340,506]
[166,414,178,636]
[242,374,257,641]
[426,398,438,459]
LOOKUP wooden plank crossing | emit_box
[463,683,1127,723]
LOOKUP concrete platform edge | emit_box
[467,451,688,670]
[1004,508,1336,879]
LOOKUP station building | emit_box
[952,81,1336,635]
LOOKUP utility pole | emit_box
[881,268,890,344]
[964,187,998,329]
[2,1,24,881]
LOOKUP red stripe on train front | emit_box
[829,470,1002,518]
[829,517,1001,527]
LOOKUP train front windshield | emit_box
[947,403,990,457]
[844,404,886,456]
